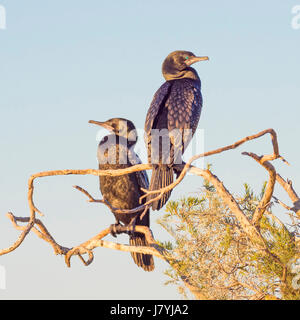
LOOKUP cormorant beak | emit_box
[88,120,114,132]
[185,56,209,66]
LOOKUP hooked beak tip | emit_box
[88,120,114,132]
[88,120,100,125]
[186,56,209,66]
[196,56,209,61]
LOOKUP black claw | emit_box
[109,216,140,238]
[109,223,120,237]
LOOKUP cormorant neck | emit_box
[127,139,137,148]
[163,67,199,81]
[116,133,137,148]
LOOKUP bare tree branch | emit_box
[74,185,147,215]
[140,128,285,208]
[242,152,277,227]
[276,174,300,217]
[0,128,298,300]
[272,196,293,211]
[188,167,266,249]
[5,213,69,255]
[3,212,172,268]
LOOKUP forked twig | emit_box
[73,185,147,215]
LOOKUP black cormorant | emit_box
[89,118,154,272]
[144,50,209,210]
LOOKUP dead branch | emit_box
[4,212,172,268]
[140,128,285,208]
[276,174,300,217]
[0,128,291,259]
[188,167,266,248]
[1,128,299,300]
[6,213,69,255]
[272,196,293,211]
[74,185,147,215]
[242,152,277,227]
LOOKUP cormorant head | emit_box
[162,50,209,81]
[89,118,137,142]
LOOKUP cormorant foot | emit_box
[109,223,121,238]
[126,216,138,237]
[109,217,140,237]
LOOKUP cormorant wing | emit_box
[166,79,202,159]
[144,81,171,140]
[128,147,149,191]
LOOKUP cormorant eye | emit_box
[185,56,189,60]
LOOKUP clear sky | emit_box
[0,0,300,299]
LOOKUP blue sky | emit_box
[0,0,300,299]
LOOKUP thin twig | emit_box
[73,185,147,215]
